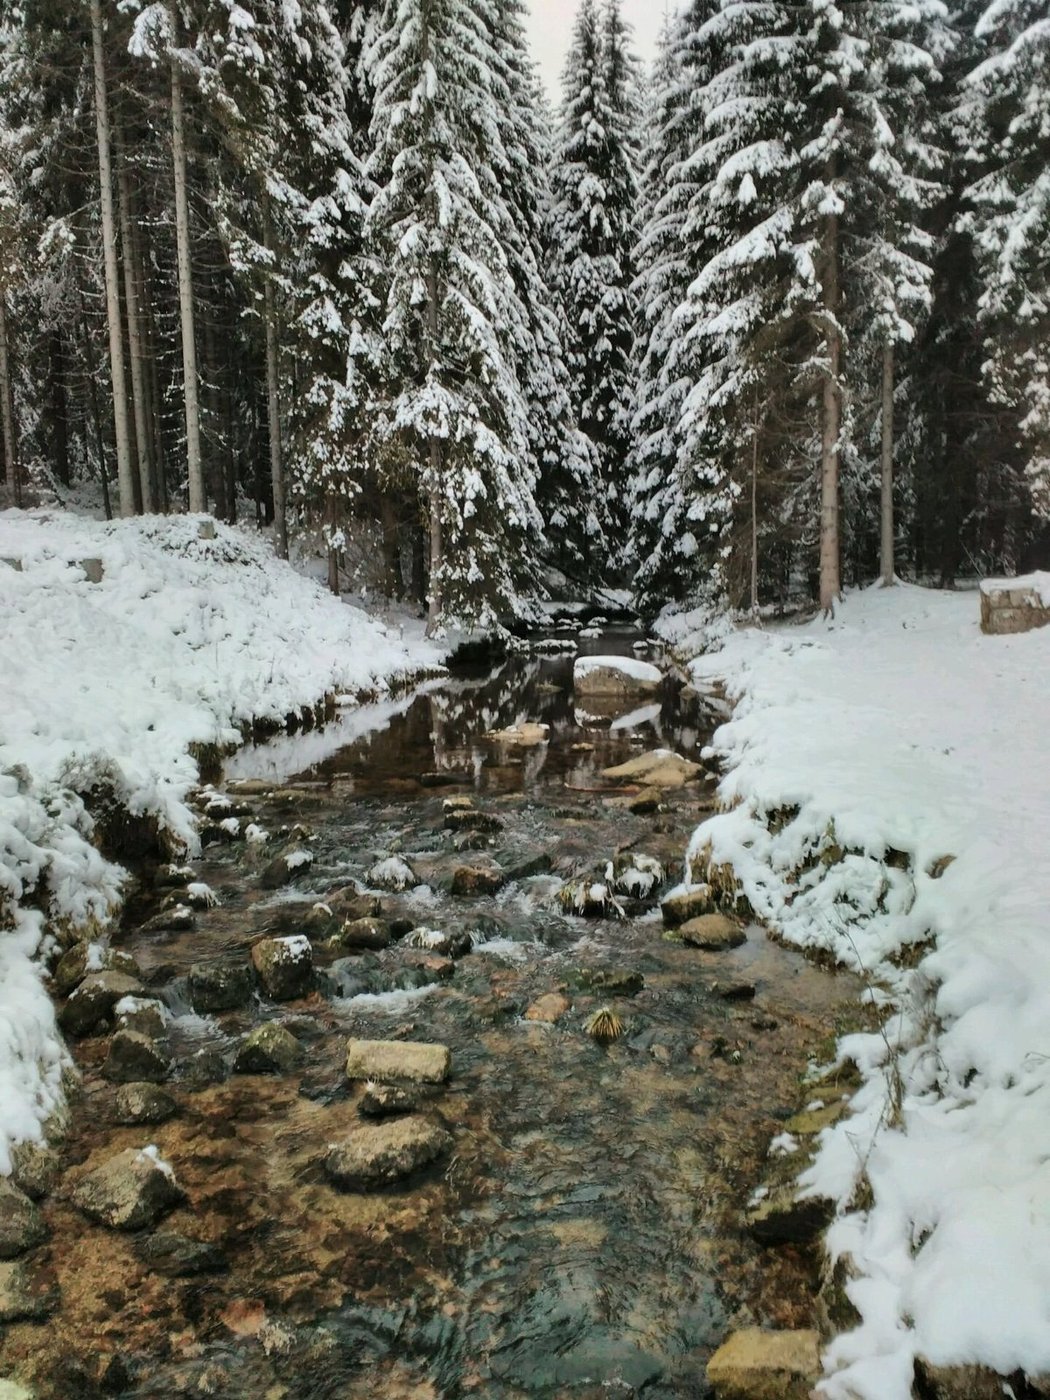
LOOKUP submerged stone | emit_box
[706,1328,820,1400]
[323,1116,452,1190]
[233,1023,303,1074]
[678,913,747,950]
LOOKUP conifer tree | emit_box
[365,0,543,629]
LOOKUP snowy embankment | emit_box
[0,510,443,1172]
[677,585,1050,1397]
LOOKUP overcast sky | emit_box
[524,0,668,104]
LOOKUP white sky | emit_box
[524,0,668,104]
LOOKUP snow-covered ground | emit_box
[0,510,444,1173]
[680,583,1050,1396]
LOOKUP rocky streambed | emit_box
[0,631,864,1399]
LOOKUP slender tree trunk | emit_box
[0,294,20,507]
[411,520,426,607]
[819,195,842,615]
[748,394,760,615]
[90,0,136,517]
[425,254,443,632]
[880,340,895,586]
[78,300,112,521]
[379,491,403,598]
[169,7,205,514]
[116,140,155,513]
[49,331,70,487]
[326,491,339,595]
[263,206,287,558]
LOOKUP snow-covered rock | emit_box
[573,654,662,701]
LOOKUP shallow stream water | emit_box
[2,628,861,1400]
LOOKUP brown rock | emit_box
[706,1328,820,1399]
[52,942,139,997]
[661,886,715,927]
[450,864,506,896]
[678,913,747,951]
[58,971,146,1037]
[345,1038,451,1084]
[102,1029,171,1084]
[335,917,392,951]
[323,1116,452,1190]
[250,935,314,1001]
[524,993,571,1023]
[746,1182,835,1247]
[0,1259,58,1322]
[0,1179,47,1258]
[71,1147,184,1230]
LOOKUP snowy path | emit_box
[681,584,1050,1397]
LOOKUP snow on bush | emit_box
[681,583,1050,1396]
[0,509,443,1173]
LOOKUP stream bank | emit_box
[1,628,863,1399]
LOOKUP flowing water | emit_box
[2,629,862,1400]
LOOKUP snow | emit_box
[0,509,443,1174]
[573,654,663,683]
[680,582,1050,1394]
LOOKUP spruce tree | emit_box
[365,0,543,629]
[551,0,640,571]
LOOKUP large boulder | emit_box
[102,1030,171,1084]
[450,864,506,897]
[250,935,314,1001]
[706,1329,820,1400]
[189,958,255,1013]
[71,1147,184,1231]
[232,1023,303,1075]
[333,917,392,952]
[345,1039,451,1085]
[58,971,146,1037]
[323,1116,451,1190]
[53,941,140,997]
[0,1180,47,1258]
[573,655,662,702]
[661,886,716,927]
[602,750,702,789]
[677,914,747,951]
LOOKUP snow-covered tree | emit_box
[967,0,1050,514]
[551,0,641,568]
[365,0,544,629]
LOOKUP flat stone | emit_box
[135,1230,225,1278]
[0,1180,47,1258]
[573,967,644,996]
[53,942,140,997]
[233,1023,303,1074]
[603,750,702,788]
[250,935,314,1001]
[102,1029,171,1084]
[706,1329,820,1399]
[114,1083,178,1126]
[0,1260,57,1322]
[912,1360,1010,1400]
[678,914,747,951]
[58,971,147,1037]
[189,959,255,1013]
[524,993,571,1023]
[485,722,550,746]
[323,1116,452,1190]
[661,886,716,927]
[746,1183,835,1246]
[345,1038,451,1085]
[450,864,506,896]
[71,1147,184,1230]
[335,917,392,951]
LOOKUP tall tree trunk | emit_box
[379,491,404,598]
[0,294,20,507]
[169,7,205,514]
[880,340,895,586]
[325,490,339,595]
[90,0,136,517]
[411,520,426,607]
[78,298,112,521]
[116,139,155,513]
[425,253,443,632]
[263,204,287,558]
[819,195,842,615]
[49,331,70,487]
[749,398,759,615]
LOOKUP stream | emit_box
[1,627,861,1400]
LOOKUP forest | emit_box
[0,0,1047,625]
